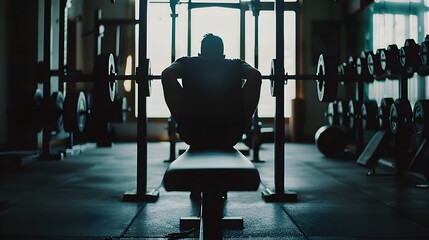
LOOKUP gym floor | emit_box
[1,142,429,239]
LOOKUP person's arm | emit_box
[241,62,262,122]
[162,61,184,122]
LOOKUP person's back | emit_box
[162,33,261,149]
[178,56,245,147]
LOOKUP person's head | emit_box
[198,33,225,59]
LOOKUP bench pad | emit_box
[163,148,260,192]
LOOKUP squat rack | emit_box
[122,0,298,202]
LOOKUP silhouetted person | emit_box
[162,33,261,149]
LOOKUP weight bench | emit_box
[163,147,260,239]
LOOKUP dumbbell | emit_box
[418,35,429,76]
[367,49,387,80]
[378,98,394,131]
[356,51,375,82]
[413,100,429,139]
[337,99,349,127]
[348,100,362,130]
[379,44,402,79]
[399,39,421,78]
[326,100,339,126]
[389,99,413,136]
[361,100,379,130]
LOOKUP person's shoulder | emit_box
[176,56,190,63]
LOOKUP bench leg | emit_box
[201,191,223,239]
[179,191,244,240]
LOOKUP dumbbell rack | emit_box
[357,36,429,177]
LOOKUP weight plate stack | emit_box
[389,99,413,136]
[381,45,402,79]
[348,100,361,129]
[399,39,420,78]
[356,51,374,82]
[378,98,394,131]
[48,91,64,133]
[413,100,429,139]
[361,100,379,130]
[337,99,349,127]
[316,54,338,102]
[64,91,87,133]
[367,49,387,80]
[110,96,128,123]
[327,101,339,126]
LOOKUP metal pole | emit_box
[123,0,158,202]
[240,4,245,60]
[137,0,148,198]
[252,0,262,163]
[262,0,297,202]
[274,0,285,196]
[356,82,364,156]
[42,0,52,158]
[187,0,191,56]
[168,1,178,162]
[59,0,66,89]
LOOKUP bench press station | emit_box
[122,0,297,239]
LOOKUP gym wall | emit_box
[0,0,7,148]
[4,0,39,150]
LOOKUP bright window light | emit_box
[136,2,296,118]
[124,55,133,93]
[371,12,420,106]
[245,11,296,118]
[191,7,240,59]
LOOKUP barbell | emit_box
[99,53,341,103]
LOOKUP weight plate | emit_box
[270,59,276,97]
[49,91,64,133]
[385,44,402,79]
[389,99,412,135]
[76,92,87,133]
[421,41,428,66]
[361,100,378,130]
[95,54,117,102]
[370,49,387,80]
[418,41,429,76]
[64,91,87,133]
[348,100,361,129]
[337,100,349,127]
[316,54,338,102]
[413,100,429,139]
[399,39,420,78]
[357,51,374,82]
[327,101,338,126]
[378,98,394,130]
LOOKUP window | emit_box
[370,0,428,107]
[136,1,297,118]
[245,10,296,117]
